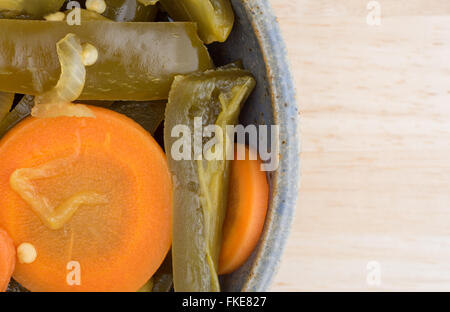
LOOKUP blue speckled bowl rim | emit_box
[238,0,300,291]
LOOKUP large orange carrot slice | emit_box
[0,228,16,292]
[219,144,269,275]
[0,106,172,292]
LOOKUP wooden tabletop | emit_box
[269,0,450,291]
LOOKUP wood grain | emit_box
[269,0,450,291]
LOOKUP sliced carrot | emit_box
[0,106,172,292]
[0,228,16,292]
[219,144,269,275]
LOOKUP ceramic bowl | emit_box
[211,0,299,291]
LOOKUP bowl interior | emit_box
[7,0,298,293]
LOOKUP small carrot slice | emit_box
[0,228,16,292]
[219,144,269,275]
[0,106,172,292]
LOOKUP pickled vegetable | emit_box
[110,101,166,135]
[0,11,33,19]
[44,11,65,21]
[0,0,65,18]
[65,8,111,21]
[0,92,13,123]
[138,0,158,5]
[11,158,109,230]
[0,95,33,139]
[0,20,213,101]
[103,0,157,21]
[0,228,15,292]
[218,144,269,275]
[32,33,95,119]
[160,0,234,44]
[164,66,255,291]
[1,98,164,140]
[0,105,173,291]
[85,0,107,14]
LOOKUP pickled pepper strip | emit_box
[110,101,166,135]
[0,20,213,101]
[164,67,255,291]
[0,0,65,18]
[0,98,164,140]
[138,0,158,5]
[0,95,33,139]
[103,0,158,22]
[159,0,234,44]
[0,92,14,123]
[0,10,33,19]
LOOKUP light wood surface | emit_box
[269,0,450,291]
